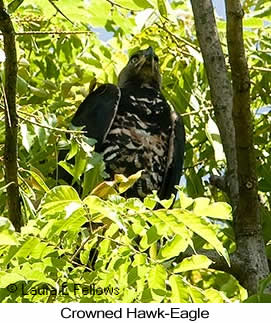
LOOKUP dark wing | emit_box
[159,111,185,199]
[72,84,121,151]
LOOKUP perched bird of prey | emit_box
[71,47,185,199]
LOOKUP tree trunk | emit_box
[225,0,270,294]
[0,0,22,231]
[190,0,270,295]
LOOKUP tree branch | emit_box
[225,0,270,294]
[0,0,22,231]
[225,1,256,233]
[190,0,239,210]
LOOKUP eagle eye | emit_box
[130,55,139,64]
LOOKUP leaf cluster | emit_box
[0,183,246,302]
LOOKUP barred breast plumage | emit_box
[102,88,171,197]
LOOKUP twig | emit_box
[157,21,199,51]
[180,107,213,117]
[48,0,73,25]
[17,112,86,134]
[0,83,11,127]
[0,30,93,36]
[250,66,271,72]
[0,181,16,192]
[96,234,155,264]
[183,159,207,170]
[70,236,91,263]
[105,0,140,11]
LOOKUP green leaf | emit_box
[0,272,25,288]
[154,210,191,238]
[30,242,55,259]
[188,285,207,303]
[144,194,158,210]
[111,9,136,34]
[58,161,74,178]
[141,287,154,302]
[84,195,125,231]
[148,264,166,294]
[40,185,82,217]
[158,234,189,260]
[157,0,168,17]
[0,230,18,246]
[22,0,93,24]
[193,199,232,220]
[172,210,230,265]
[88,0,112,27]
[67,140,79,160]
[252,6,271,18]
[174,255,213,273]
[84,195,114,217]
[205,288,227,303]
[244,294,271,303]
[13,263,56,286]
[128,267,140,285]
[177,191,194,209]
[8,0,24,13]
[0,217,15,231]
[90,180,117,198]
[54,209,87,234]
[28,85,49,98]
[23,169,49,193]
[21,123,35,152]
[258,274,271,295]
[159,194,175,209]
[0,216,18,246]
[206,118,225,162]
[73,148,89,183]
[243,17,263,28]
[20,191,36,219]
[16,237,40,258]
[82,154,105,197]
[169,275,190,302]
[193,197,210,212]
[99,239,111,256]
[115,0,153,10]
[140,225,161,250]
[17,75,28,94]
[186,169,205,197]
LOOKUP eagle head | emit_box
[118,47,161,90]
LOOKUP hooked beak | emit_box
[144,46,155,57]
[144,47,155,73]
[135,47,156,73]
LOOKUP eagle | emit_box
[70,47,185,199]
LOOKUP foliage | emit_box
[0,0,271,302]
[0,182,246,302]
